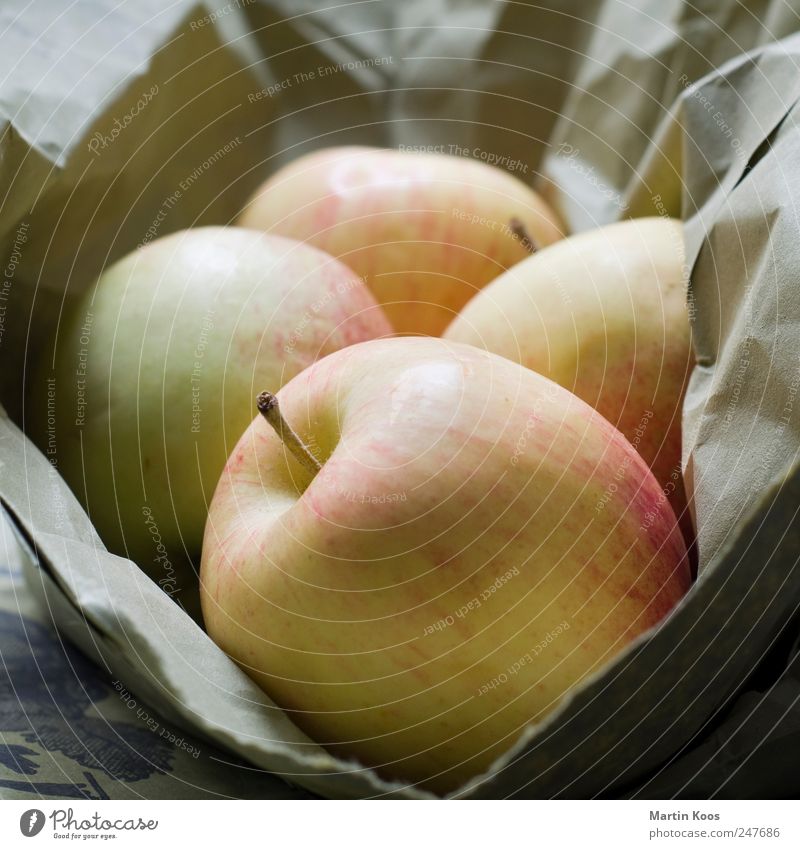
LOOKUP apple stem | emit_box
[256,391,323,475]
[509,217,537,254]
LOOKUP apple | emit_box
[201,337,690,794]
[237,146,566,337]
[33,227,391,607]
[444,217,693,541]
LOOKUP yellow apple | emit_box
[33,227,391,604]
[201,337,690,794]
[444,217,693,541]
[237,146,565,336]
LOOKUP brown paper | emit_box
[3,0,800,799]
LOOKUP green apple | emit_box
[444,217,693,538]
[237,146,565,336]
[34,227,391,606]
[201,337,690,793]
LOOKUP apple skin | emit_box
[237,146,566,337]
[444,217,693,541]
[201,337,690,794]
[36,227,391,600]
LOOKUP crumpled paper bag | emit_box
[3,0,800,798]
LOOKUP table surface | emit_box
[0,515,309,800]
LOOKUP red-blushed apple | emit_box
[33,227,391,606]
[200,337,690,794]
[444,217,694,545]
[237,146,566,336]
